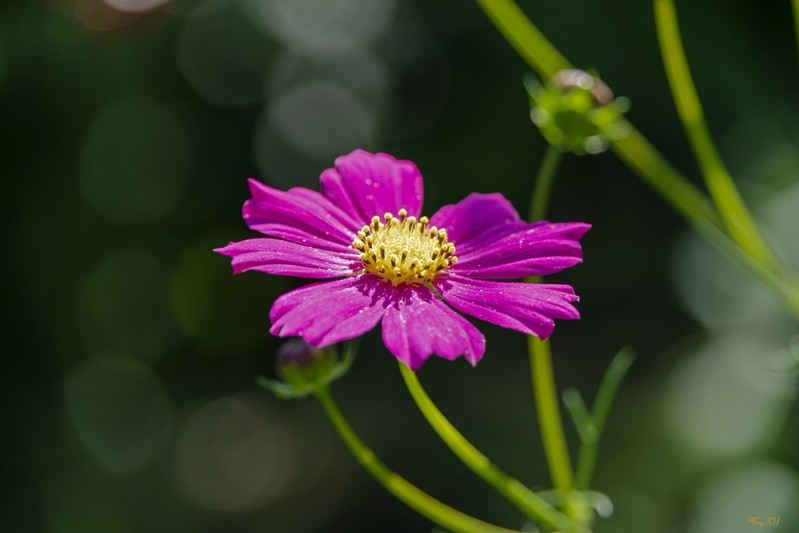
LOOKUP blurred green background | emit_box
[3,0,799,531]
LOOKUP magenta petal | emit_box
[428,193,527,255]
[243,179,359,254]
[434,275,579,339]
[381,284,485,370]
[320,149,424,224]
[455,222,591,278]
[215,238,359,279]
[269,275,392,347]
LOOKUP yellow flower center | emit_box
[352,209,457,286]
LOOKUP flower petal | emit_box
[320,149,424,224]
[269,275,392,347]
[434,275,579,339]
[428,193,527,255]
[382,284,485,370]
[454,222,590,278]
[215,238,359,279]
[243,179,359,254]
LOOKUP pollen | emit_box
[352,209,457,285]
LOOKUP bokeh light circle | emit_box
[759,182,799,269]
[252,81,377,189]
[269,81,376,156]
[266,48,387,102]
[104,0,169,13]
[79,99,193,223]
[663,335,795,458]
[171,395,294,512]
[177,0,275,107]
[78,250,182,362]
[688,461,799,533]
[169,232,285,356]
[245,0,396,57]
[64,354,172,474]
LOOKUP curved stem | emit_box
[530,146,562,221]
[398,363,572,532]
[612,128,799,317]
[653,0,778,270]
[313,386,523,533]
[476,0,799,320]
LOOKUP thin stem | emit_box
[476,0,569,79]
[527,149,577,512]
[527,337,574,496]
[793,0,799,67]
[574,349,634,491]
[313,386,523,533]
[612,127,799,317]
[476,0,799,320]
[610,127,723,234]
[524,138,575,507]
[398,363,572,533]
[653,0,778,270]
[530,146,562,221]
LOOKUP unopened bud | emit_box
[258,339,356,400]
[526,69,630,155]
[275,339,336,391]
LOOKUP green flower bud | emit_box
[526,69,630,155]
[257,339,357,400]
[275,340,337,390]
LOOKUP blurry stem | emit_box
[524,136,576,513]
[793,0,799,66]
[476,0,799,320]
[609,128,723,238]
[531,146,562,221]
[398,363,572,533]
[612,128,799,318]
[313,386,523,533]
[475,0,569,80]
[653,0,778,270]
[574,349,635,490]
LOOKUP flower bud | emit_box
[274,339,337,390]
[257,339,356,400]
[525,69,630,155]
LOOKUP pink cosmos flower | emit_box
[217,150,589,370]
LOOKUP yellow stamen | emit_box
[352,208,457,285]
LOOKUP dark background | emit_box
[3,0,799,531]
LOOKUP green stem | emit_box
[793,0,799,66]
[610,127,723,234]
[653,0,778,270]
[476,0,569,79]
[524,145,576,509]
[574,349,634,491]
[477,0,725,238]
[530,146,562,221]
[476,0,799,320]
[612,126,799,317]
[398,363,572,532]
[313,386,523,533]
[527,337,575,497]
